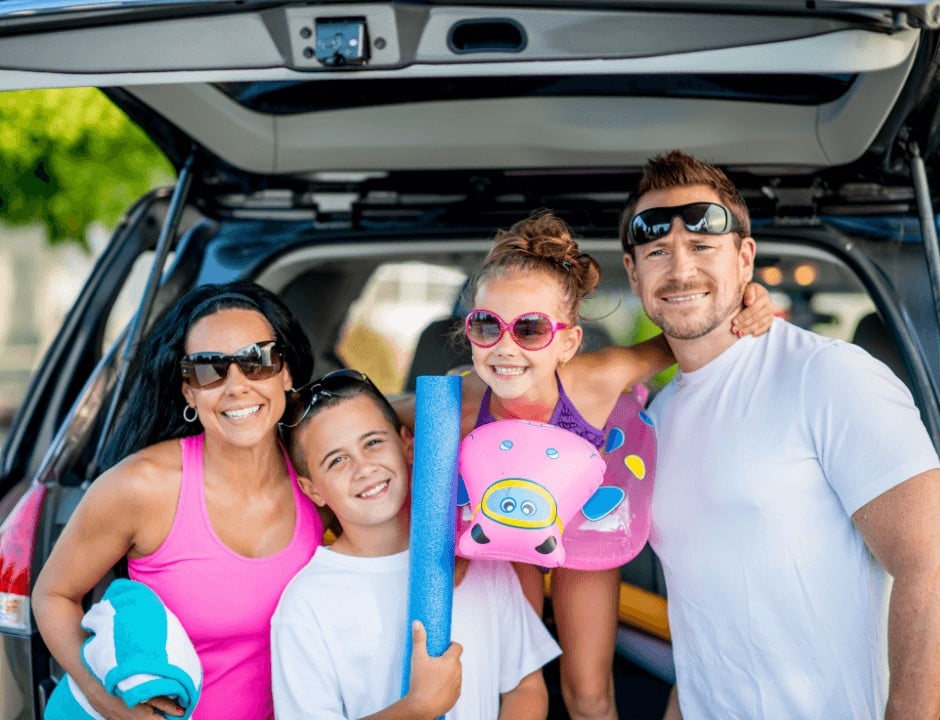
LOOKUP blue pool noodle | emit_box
[401,375,461,699]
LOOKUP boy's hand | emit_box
[405,621,462,719]
[732,282,775,337]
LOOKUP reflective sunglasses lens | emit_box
[180,355,226,389]
[467,312,503,346]
[630,203,735,244]
[181,341,281,389]
[282,385,312,427]
[630,211,672,245]
[237,343,282,381]
[511,314,554,349]
[681,203,725,234]
[280,370,372,428]
[192,361,226,388]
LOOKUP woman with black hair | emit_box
[33,280,324,720]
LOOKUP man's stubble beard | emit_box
[647,280,747,341]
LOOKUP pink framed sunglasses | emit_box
[465,309,570,351]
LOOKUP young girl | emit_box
[398,210,773,720]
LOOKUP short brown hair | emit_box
[284,374,401,479]
[620,150,750,254]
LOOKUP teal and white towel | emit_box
[45,579,202,719]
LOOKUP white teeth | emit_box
[224,405,261,419]
[493,366,525,377]
[359,480,389,498]
[664,292,707,304]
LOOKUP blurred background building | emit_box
[0,222,106,443]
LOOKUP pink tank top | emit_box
[129,434,322,720]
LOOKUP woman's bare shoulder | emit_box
[60,439,184,559]
[91,438,183,506]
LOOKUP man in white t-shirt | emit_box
[619,149,940,719]
[272,371,560,720]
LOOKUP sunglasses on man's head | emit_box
[626,202,744,246]
[280,369,377,429]
[180,340,283,390]
[465,309,569,351]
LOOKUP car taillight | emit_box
[0,483,46,635]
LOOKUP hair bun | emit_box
[480,210,602,315]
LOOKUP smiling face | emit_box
[623,184,755,363]
[293,393,412,553]
[471,269,582,406]
[181,308,293,448]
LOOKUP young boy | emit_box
[271,371,561,720]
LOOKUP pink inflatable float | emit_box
[562,390,656,570]
[457,419,606,567]
[456,389,656,570]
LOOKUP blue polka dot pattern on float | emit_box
[455,390,657,571]
[556,390,658,570]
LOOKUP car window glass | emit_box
[103,250,176,349]
[337,261,468,395]
[753,252,907,387]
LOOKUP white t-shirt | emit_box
[648,319,939,720]
[271,548,560,720]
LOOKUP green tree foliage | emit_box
[0,88,175,249]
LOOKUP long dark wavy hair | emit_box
[100,280,314,471]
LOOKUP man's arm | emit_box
[498,669,548,720]
[852,468,940,720]
[662,685,683,720]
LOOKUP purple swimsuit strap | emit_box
[474,373,605,448]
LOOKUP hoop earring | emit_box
[183,405,198,423]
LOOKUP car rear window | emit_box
[215,74,856,115]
